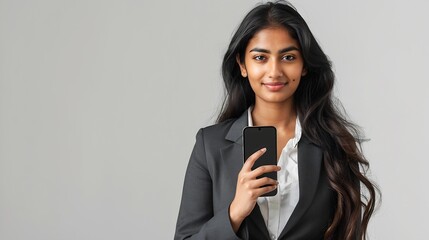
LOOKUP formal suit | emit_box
[174,111,336,240]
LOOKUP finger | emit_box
[251,184,278,199]
[243,148,266,171]
[249,165,281,179]
[247,177,278,189]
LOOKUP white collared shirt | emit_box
[247,107,301,240]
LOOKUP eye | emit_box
[282,55,296,61]
[253,55,267,61]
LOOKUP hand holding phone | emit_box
[229,147,280,231]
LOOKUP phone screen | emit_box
[243,126,277,196]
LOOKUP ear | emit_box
[236,54,247,77]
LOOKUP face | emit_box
[237,26,306,106]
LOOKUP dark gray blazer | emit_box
[175,111,336,240]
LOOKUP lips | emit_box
[262,82,287,91]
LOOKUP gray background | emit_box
[1,0,428,239]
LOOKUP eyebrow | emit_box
[249,46,300,54]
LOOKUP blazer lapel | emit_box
[221,111,271,239]
[278,136,323,238]
[224,111,247,144]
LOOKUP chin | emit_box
[260,96,293,104]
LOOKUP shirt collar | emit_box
[247,106,302,148]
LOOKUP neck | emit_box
[252,101,296,130]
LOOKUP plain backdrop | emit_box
[1,0,428,239]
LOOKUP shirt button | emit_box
[271,234,276,239]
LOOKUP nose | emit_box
[268,59,283,79]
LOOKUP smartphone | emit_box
[243,126,277,196]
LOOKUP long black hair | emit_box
[218,1,379,239]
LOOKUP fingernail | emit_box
[261,148,266,152]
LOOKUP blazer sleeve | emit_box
[174,129,242,240]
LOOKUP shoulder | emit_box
[194,110,247,148]
[197,118,236,143]
[189,119,238,167]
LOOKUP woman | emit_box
[175,1,378,239]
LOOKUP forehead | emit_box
[246,26,299,50]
